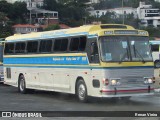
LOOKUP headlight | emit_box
[144,77,153,84]
[111,80,117,85]
[111,79,121,86]
[148,78,153,83]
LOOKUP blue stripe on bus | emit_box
[3,56,89,65]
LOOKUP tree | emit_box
[0,1,28,24]
[44,24,60,31]
[43,0,59,11]
[0,22,13,38]
[0,0,13,18]
[43,0,89,27]
[11,1,28,24]
[100,12,118,24]
[143,27,160,38]
[0,12,7,24]
[0,12,12,38]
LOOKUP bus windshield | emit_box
[100,36,152,62]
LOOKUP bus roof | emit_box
[5,24,148,42]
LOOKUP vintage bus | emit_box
[149,40,160,68]
[4,24,154,102]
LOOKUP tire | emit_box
[18,75,27,94]
[76,79,88,103]
[154,61,160,68]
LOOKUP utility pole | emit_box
[30,10,32,24]
[122,0,124,24]
[84,17,87,25]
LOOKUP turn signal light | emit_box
[102,78,109,86]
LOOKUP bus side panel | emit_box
[4,67,19,87]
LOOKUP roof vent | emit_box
[101,25,127,29]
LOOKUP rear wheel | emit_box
[76,79,88,103]
[18,75,27,94]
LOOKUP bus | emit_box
[149,40,160,68]
[0,38,4,83]
[4,24,154,102]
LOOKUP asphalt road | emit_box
[0,84,160,111]
[0,83,160,120]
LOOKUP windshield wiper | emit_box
[119,48,129,64]
[133,46,145,63]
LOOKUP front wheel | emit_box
[154,60,160,68]
[76,80,88,103]
[18,75,27,94]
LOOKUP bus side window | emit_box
[39,40,52,53]
[4,43,15,54]
[27,41,38,53]
[54,38,68,52]
[151,44,159,52]
[90,42,99,63]
[15,42,26,54]
[69,36,87,52]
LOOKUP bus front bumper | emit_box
[100,87,154,97]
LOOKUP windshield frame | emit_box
[99,36,153,63]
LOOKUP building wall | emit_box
[137,2,160,27]
[6,0,30,3]
[27,0,43,8]
[89,7,137,18]
[89,1,160,27]
[6,0,44,7]
[14,27,38,34]
[90,0,100,3]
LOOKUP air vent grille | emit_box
[101,25,127,29]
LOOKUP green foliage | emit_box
[43,0,59,11]
[142,27,160,38]
[43,0,89,27]
[44,24,60,31]
[0,0,13,16]
[0,1,28,36]
[0,24,13,38]
[94,12,140,29]
[11,2,28,24]
[0,12,7,22]
[0,1,28,24]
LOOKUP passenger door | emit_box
[86,37,101,96]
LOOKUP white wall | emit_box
[90,0,100,3]
[155,0,160,2]
[89,7,137,18]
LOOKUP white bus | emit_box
[150,40,160,68]
[4,24,154,102]
[0,38,4,83]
